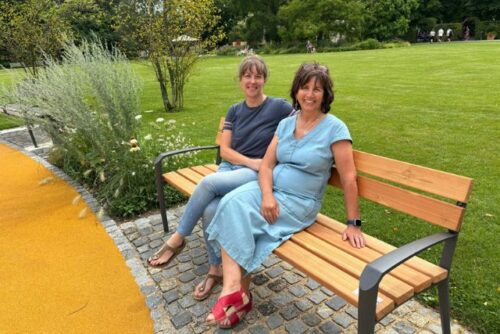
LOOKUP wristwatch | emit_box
[346,219,362,227]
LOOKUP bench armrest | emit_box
[360,231,457,291]
[154,145,220,170]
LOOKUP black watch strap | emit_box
[346,219,362,227]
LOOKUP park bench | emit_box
[154,118,473,334]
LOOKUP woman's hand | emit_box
[261,193,279,224]
[342,225,365,248]
[247,158,263,171]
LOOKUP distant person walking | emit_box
[429,30,436,43]
[306,40,314,53]
[464,26,470,40]
[438,28,444,42]
[446,28,453,41]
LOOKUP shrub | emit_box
[8,40,196,217]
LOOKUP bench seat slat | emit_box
[306,223,432,292]
[292,231,414,305]
[176,168,205,184]
[353,151,473,203]
[191,165,217,176]
[163,172,196,196]
[315,214,448,283]
[274,240,395,320]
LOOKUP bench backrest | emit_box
[330,152,473,232]
[214,117,473,232]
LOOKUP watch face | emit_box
[347,219,362,226]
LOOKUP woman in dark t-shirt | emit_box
[148,55,293,300]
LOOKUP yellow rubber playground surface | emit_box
[0,143,153,333]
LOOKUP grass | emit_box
[1,41,498,333]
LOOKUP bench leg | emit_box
[438,278,451,334]
[358,288,377,334]
[155,170,169,233]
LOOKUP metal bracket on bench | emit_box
[357,231,458,334]
[155,145,220,233]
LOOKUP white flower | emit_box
[168,119,176,124]
[130,139,138,146]
[131,171,136,176]
[144,109,154,113]
[144,134,153,140]
[156,117,165,123]
[134,115,142,120]
[99,171,106,182]
[129,147,140,152]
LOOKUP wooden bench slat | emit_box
[191,165,217,177]
[163,172,196,196]
[292,231,414,305]
[176,168,205,184]
[329,172,465,231]
[353,151,473,203]
[306,223,432,292]
[275,240,395,320]
[204,164,219,172]
[315,214,448,283]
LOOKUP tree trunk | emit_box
[152,58,174,112]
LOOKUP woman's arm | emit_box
[331,140,365,248]
[259,135,279,224]
[220,130,262,171]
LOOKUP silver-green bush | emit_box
[9,40,195,217]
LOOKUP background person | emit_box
[204,63,364,328]
[147,55,294,301]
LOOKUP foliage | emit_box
[0,112,23,130]
[363,0,419,41]
[117,0,223,112]
[278,0,365,43]
[0,0,68,78]
[58,0,121,47]
[7,40,195,217]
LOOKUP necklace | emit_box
[299,112,325,135]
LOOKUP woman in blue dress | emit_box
[205,63,365,328]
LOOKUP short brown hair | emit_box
[238,55,268,80]
[290,63,334,113]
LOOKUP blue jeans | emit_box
[176,162,258,265]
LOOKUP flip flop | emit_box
[147,239,186,268]
[193,274,223,301]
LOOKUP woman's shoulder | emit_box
[325,114,348,128]
[267,96,293,108]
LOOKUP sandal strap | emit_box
[149,240,185,261]
[198,274,222,293]
[211,288,249,321]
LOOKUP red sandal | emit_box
[208,288,252,329]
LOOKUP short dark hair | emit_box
[290,63,334,113]
[239,55,268,80]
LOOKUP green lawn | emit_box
[1,42,498,333]
[135,42,499,333]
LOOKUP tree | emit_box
[0,0,68,77]
[119,0,223,111]
[58,0,121,47]
[278,0,365,43]
[231,0,288,44]
[363,0,419,41]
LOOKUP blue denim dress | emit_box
[206,114,352,273]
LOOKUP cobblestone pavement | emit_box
[1,126,476,334]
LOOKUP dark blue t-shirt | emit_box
[224,97,293,159]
